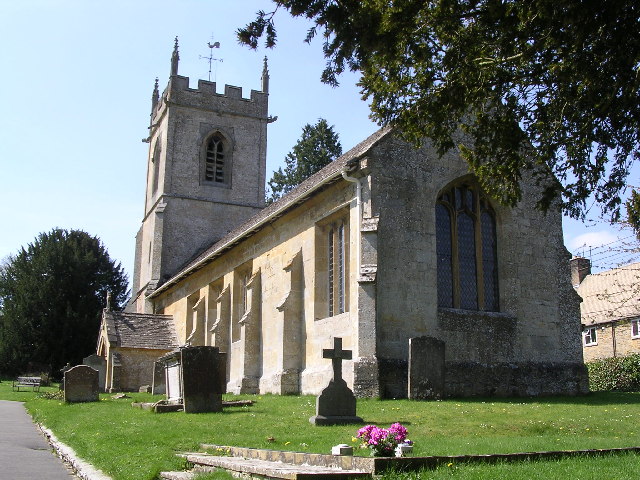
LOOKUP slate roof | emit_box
[102,310,178,350]
[577,262,640,326]
[151,126,393,297]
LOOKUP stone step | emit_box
[182,453,371,480]
[199,444,375,471]
[159,472,196,480]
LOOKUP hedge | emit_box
[586,353,640,392]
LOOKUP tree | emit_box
[266,118,342,203]
[239,1,640,226]
[626,189,640,240]
[0,229,128,376]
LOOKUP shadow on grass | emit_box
[425,391,640,407]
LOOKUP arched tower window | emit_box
[151,140,161,194]
[204,133,227,184]
[436,181,499,311]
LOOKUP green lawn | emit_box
[0,379,638,480]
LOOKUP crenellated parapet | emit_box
[151,75,269,127]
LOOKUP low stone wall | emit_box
[444,361,589,397]
[378,358,589,398]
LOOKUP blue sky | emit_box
[1,1,636,286]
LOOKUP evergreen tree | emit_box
[0,229,128,375]
[266,118,342,203]
[240,1,640,227]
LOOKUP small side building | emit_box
[574,259,640,361]
[97,307,178,392]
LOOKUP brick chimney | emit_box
[570,257,591,287]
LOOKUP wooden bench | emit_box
[12,376,42,392]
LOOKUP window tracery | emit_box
[436,182,499,311]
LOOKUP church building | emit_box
[98,41,588,397]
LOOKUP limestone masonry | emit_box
[97,39,588,398]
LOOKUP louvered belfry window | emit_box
[205,134,225,183]
[436,182,499,311]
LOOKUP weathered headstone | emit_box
[64,365,99,403]
[156,346,227,413]
[310,337,363,425]
[82,354,107,392]
[408,336,445,399]
[152,360,166,395]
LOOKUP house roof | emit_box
[101,310,178,350]
[150,126,394,297]
[577,262,640,325]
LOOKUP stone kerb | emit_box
[64,365,99,403]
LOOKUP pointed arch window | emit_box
[204,133,227,184]
[151,140,161,194]
[436,182,499,311]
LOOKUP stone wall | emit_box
[155,180,360,395]
[583,319,640,362]
[367,132,587,397]
[149,129,587,398]
[133,73,268,311]
[113,348,170,392]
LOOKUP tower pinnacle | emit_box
[151,77,159,113]
[170,37,179,77]
[261,56,270,94]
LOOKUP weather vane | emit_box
[199,35,223,81]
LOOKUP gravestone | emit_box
[82,354,107,392]
[64,365,99,403]
[408,336,445,399]
[152,360,166,395]
[310,337,363,425]
[156,346,226,413]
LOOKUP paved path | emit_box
[0,400,76,479]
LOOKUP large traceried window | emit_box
[204,133,227,184]
[436,182,499,311]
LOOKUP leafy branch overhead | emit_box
[239,0,640,226]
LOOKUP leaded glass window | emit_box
[327,221,347,317]
[436,182,499,311]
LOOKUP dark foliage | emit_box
[240,1,640,226]
[266,118,342,203]
[0,229,128,376]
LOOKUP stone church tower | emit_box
[131,39,270,313]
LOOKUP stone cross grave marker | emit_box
[326,337,350,382]
[309,337,363,425]
[64,365,99,403]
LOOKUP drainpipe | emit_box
[341,170,361,277]
[612,323,617,358]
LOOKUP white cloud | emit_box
[568,231,618,253]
